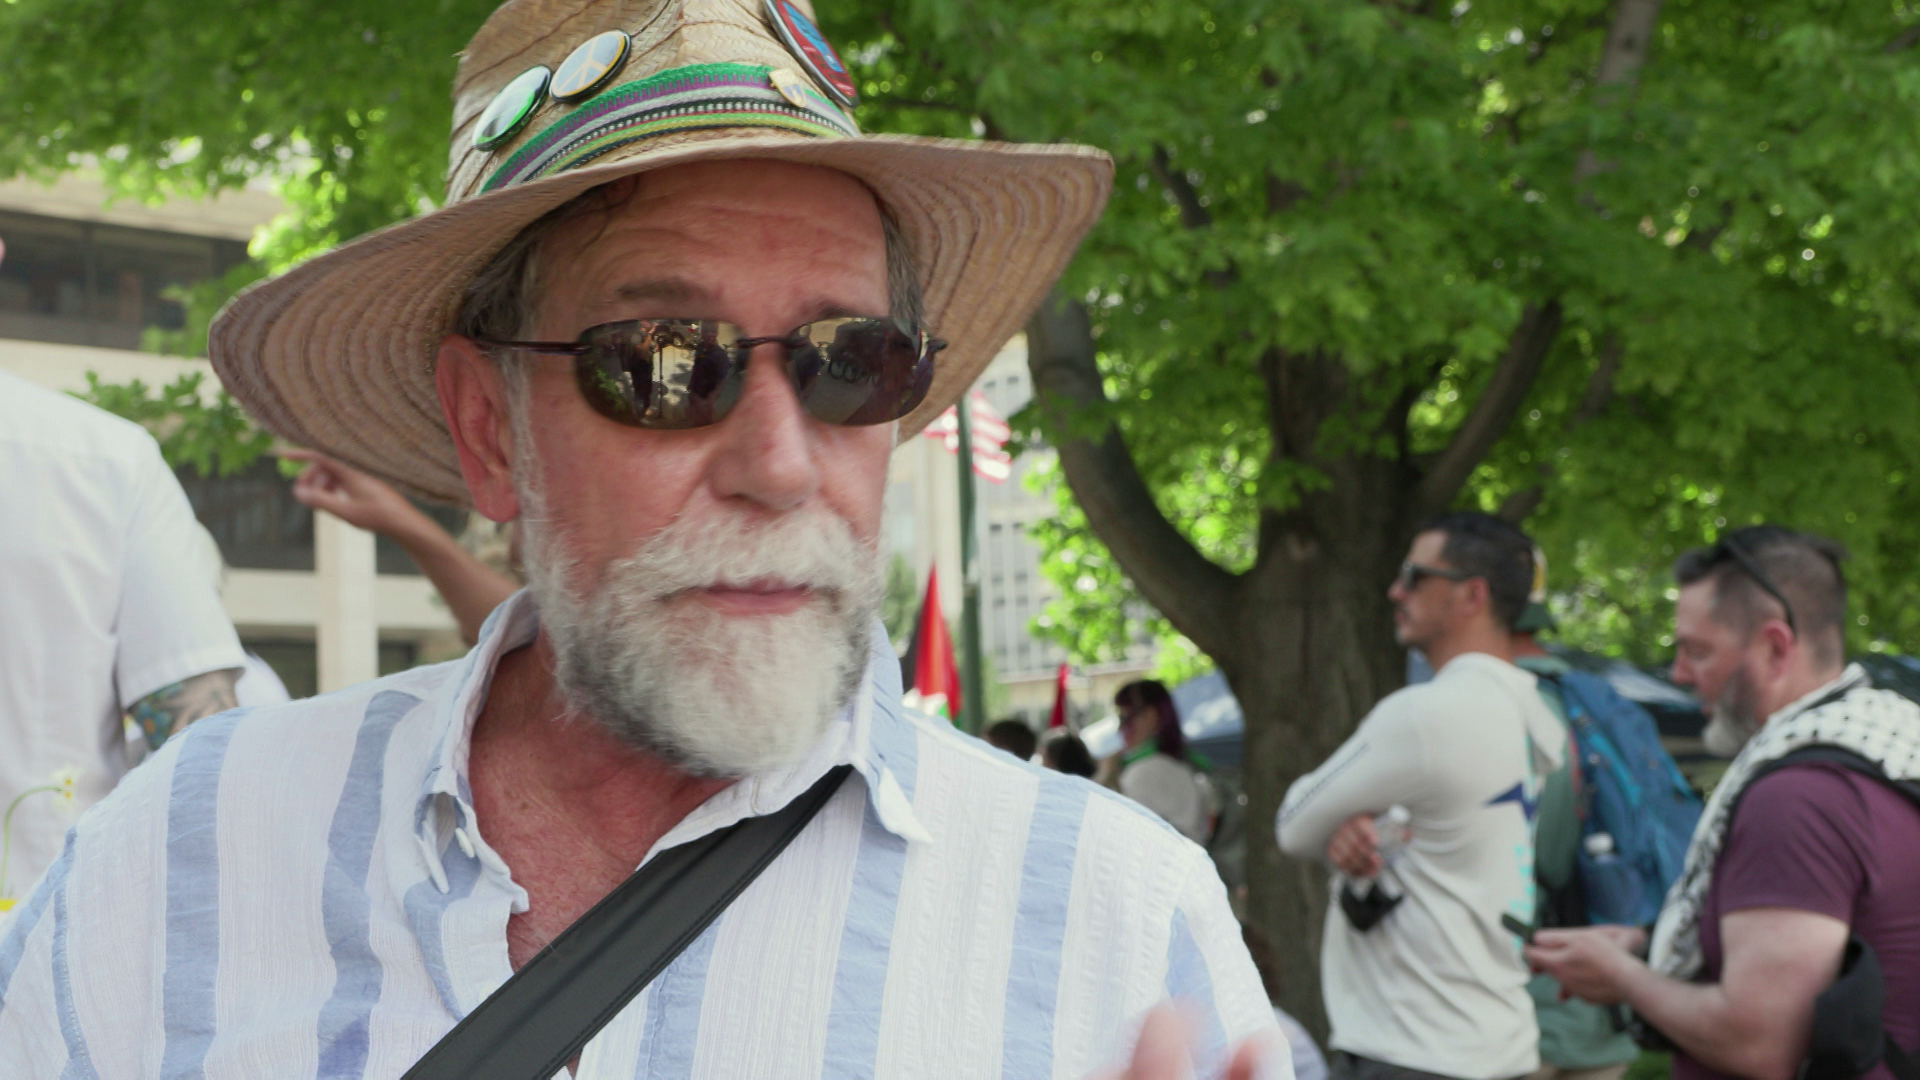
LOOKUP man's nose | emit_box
[1671,656,1695,689]
[705,344,821,512]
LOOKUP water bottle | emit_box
[1374,805,1412,867]
[1340,805,1412,932]
[1579,831,1645,924]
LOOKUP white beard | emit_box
[1702,707,1762,758]
[1701,663,1764,758]
[516,472,883,778]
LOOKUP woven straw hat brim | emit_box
[210,133,1113,505]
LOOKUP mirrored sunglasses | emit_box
[480,316,944,430]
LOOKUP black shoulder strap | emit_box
[1753,746,1920,813]
[403,763,855,1080]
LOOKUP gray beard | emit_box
[512,448,883,778]
[1702,663,1764,758]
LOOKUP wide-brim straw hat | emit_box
[210,0,1112,504]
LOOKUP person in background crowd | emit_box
[1115,679,1216,844]
[0,238,247,898]
[286,448,521,645]
[0,3,1280,1074]
[1043,731,1098,778]
[1509,551,1641,1080]
[983,717,1039,762]
[1242,923,1331,1080]
[1528,526,1920,1080]
[1277,512,1564,1080]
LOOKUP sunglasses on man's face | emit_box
[1394,562,1474,592]
[480,316,944,430]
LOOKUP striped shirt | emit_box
[0,592,1279,1078]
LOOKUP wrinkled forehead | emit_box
[534,160,888,321]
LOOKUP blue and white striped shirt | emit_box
[0,593,1279,1078]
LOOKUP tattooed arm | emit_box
[129,668,241,749]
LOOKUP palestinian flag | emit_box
[1047,663,1071,729]
[900,567,963,722]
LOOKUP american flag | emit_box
[923,390,1013,482]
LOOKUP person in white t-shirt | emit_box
[1277,512,1566,1080]
[0,349,246,899]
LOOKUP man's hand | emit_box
[1090,1006,1281,1080]
[1327,813,1381,878]
[287,449,432,540]
[1524,925,1645,1005]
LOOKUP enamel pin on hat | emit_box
[551,29,632,102]
[764,0,857,106]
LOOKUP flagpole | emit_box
[954,393,987,736]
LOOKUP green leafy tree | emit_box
[75,372,277,477]
[13,0,1920,1030]
[836,0,1920,1029]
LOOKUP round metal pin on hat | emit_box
[473,65,551,150]
[764,0,857,107]
[552,29,632,103]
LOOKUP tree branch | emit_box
[1498,486,1545,523]
[1026,293,1240,659]
[1576,0,1666,183]
[1593,0,1663,88]
[1887,23,1920,53]
[1149,144,1212,229]
[1415,299,1564,515]
[1572,331,1624,425]
[1147,145,1234,286]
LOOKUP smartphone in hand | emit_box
[1501,912,1537,945]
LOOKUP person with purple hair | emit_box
[1115,680,1216,843]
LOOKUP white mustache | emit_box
[607,505,873,604]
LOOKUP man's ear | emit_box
[435,334,522,523]
[1757,618,1799,677]
[1462,576,1493,621]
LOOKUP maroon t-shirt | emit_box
[1674,763,1920,1080]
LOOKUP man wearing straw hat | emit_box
[0,1,1281,1077]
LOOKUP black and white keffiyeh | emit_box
[1649,664,1920,980]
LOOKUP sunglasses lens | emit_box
[574,321,744,429]
[790,317,933,425]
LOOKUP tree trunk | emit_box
[1228,533,1406,1037]
[1028,293,1557,1043]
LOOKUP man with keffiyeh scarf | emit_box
[1527,526,1920,1080]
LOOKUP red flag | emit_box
[905,568,964,722]
[1048,663,1071,728]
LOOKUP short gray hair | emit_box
[454,176,926,389]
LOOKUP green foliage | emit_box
[838,0,1920,670]
[74,372,276,478]
[11,0,1920,671]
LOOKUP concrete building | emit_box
[884,338,1154,731]
[0,174,464,694]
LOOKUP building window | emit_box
[0,209,249,350]
[181,459,466,575]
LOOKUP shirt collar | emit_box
[411,590,930,891]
